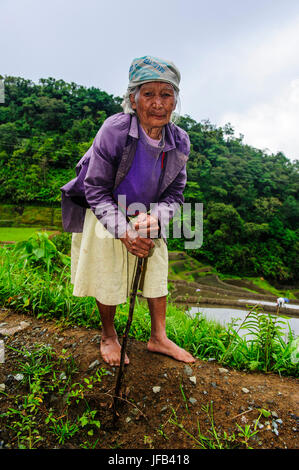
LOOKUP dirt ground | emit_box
[0,308,298,450]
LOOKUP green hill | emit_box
[0,76,298,283]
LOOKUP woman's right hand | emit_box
[120,229,154,258]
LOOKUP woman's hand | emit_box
[133,213,160,238]
[120,228,155,258]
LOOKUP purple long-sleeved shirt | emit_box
[113,123,164,215]
[61,113,190,238]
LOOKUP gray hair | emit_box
[121,84,181,122]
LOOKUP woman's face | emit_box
[130,81,176,130]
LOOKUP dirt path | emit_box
[0,308,298,449]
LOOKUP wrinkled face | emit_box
[130,81,176,130]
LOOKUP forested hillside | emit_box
[0,76,298,282]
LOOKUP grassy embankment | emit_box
[0,232,298,377]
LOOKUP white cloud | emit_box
[243,16,299,87]
[219,79,299,161]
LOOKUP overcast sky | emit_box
[1,0,299,161]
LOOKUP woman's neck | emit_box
[140,124,163,141]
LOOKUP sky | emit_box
[1,0,299,161]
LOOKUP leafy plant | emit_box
[1,344,106,449]
[13,231,70,273]
[47,416,80,444]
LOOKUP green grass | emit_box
[0,238,298,377]
[246,277,288,296]
[0,227,57,242]
[0,343,105,449]
[219,272,297,298]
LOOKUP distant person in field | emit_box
[276,297,285,308]
[61,55,195,366]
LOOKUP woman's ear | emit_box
[129,94,137,111]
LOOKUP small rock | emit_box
[125,417,131,423]
[189,376,196,385]
[273,428,279,436]
[218,367,229,374]
[59,372,67,381]
[88,359,100,370]
[203,390,208,395]
[208,358,215,362]
[152,386,161,394]
[14,374,24,381]
[0,383,5,392]
[184,365,193,376]
[0,321,30,336]
[189,397,197,405]
[242,387,250,394]
[276,419,283,425]
[211,382,217,388]
[271,411,279,419]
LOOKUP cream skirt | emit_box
[71,209,168,305]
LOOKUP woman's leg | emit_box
[146,296,195,363]
[96,300,129,366]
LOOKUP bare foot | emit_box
[100,335,129,366]
[147,336,195,363]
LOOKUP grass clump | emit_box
[168,401,265,449]
[0,343,106,449]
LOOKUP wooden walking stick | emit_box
[113,256,144,421]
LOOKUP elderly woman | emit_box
[61,55,195,366]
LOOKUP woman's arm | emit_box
[84,135,130,238]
